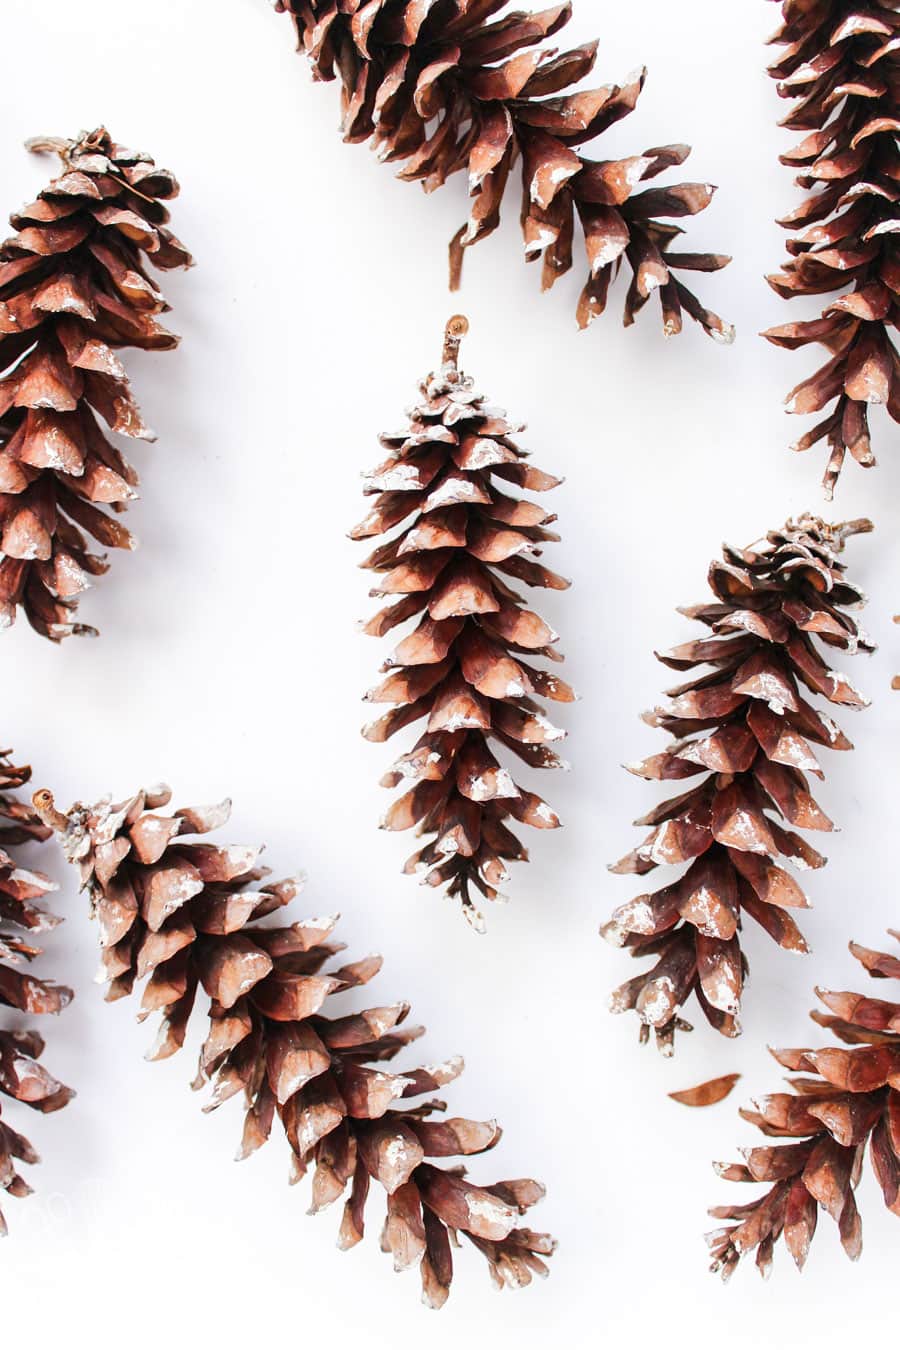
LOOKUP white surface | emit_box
[1,0,898,1343]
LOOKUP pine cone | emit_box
[708,930,900,1279]
[0,127,192,640]
[764,2,900,498]
[0,752,73,1236]
[352,318,571,930]
[34,783,555,1305]
[603,515,873,1054]
[272,0,733,341]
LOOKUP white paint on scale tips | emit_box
[426,475,481,508]
[531,712,565,741]
[638,975,677,1027]
[440,711,482,732]
[465,1191,516,1238]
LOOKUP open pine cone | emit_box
[708,930,900,1279]
[34,782,554,1305]
[0,127,192,639]
[764,1,900,497]
[603,515,873,1054]
[0,751,73,1235]
[272,0,733,341]
[353,318,571,929]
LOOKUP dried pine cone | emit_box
[272,0,733,341]
[0,127,192,639]
[0,751,73,1236]
[708,930,900,1279]
[603,515,873,1054]
[352,318,571,930]
[34,783,555,1305]
[764,2,900,497]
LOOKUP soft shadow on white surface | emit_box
[0,0,897,1344]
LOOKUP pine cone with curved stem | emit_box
[33,782,555,1305]
[0,127,192,639]
[0,750,73,1236]
[353,317,571,930]
[271,0,733,341]
[708,929,900,1280]
[603,515,873,1054]
[764,1,900,498]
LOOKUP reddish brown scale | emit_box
[708,929,900,1279]
[603,515,873,1053]
[0,127,192,639]
[272,0,733,341]
[34,783,554,1305]
[354,317,571,928]
[764,1,900,496]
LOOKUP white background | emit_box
[1,0,897,1344]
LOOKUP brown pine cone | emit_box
[764,2,900,497]
[0,127,192,639]
[603,515,873,1054]
[708,930,900,1279]
[272,1,733,341]
[33,783,554,1305]
[352,317,571,930]
[0,751,73,1236]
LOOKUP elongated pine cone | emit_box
[0,752,73,1236]
[272,0,733,341]
[352,318,571,930]
[708,930,900,1279]
[603,515,873,1054]
[34,783,554,1304]
[0,127,192,639]
[764,2,900,498]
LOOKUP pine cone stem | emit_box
[441,313,468,371]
